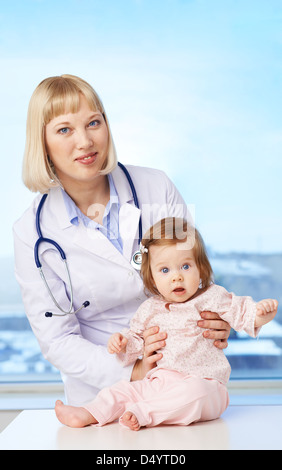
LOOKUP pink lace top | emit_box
[118,284,258,384]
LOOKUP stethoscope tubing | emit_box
[34,162,142,317]
[117,162,142,244]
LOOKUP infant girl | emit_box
[55,217,278,430]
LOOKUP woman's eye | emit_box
[161,267,169,274]
[58,127,69,134]
[182,264,190,270]
[89,120,100,127]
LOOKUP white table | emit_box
[0,406,282,450]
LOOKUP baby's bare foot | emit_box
[120,411,140,431]
[55,400,97,428]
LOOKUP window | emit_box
[1,0,281,384]
[211,253,282,379]
[0,260,60,382]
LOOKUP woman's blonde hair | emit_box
[22,74,117,193]
[141,217,214,296]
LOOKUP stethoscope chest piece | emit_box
[131,250,142,270]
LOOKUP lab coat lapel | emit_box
[47,187,123,265]
[48,167,141,267]
[72,221,129,267]
[70,164,141,267]
[119,203,141,262]
[48,187,73,230]
[72,217,140,268]
[111,164,141,262]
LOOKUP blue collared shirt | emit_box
[61,174,123,253]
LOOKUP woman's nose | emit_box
[76,129,93,149]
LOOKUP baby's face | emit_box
[149,244,201,303]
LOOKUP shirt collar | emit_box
[61,173,119,227]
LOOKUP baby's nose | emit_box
[171,271,183,282]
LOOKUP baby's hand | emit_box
[255,299,278,328]
[107,332,128,354]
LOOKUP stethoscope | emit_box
[35,162,142,318]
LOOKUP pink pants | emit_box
[83,369,229,428]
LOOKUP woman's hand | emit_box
[198,311,231,349]
[131,326,166,381]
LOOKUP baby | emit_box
[55,217,278,430]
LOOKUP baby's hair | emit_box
[140,217,214,296]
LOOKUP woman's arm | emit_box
[13,228,132,391]
[130,326,167,381]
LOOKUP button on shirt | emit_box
[61,174,123,254]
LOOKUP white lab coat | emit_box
[13,164,188,405]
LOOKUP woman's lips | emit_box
[75,152,98,165]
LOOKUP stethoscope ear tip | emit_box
[83,301,90,308]
[45,312,53,318]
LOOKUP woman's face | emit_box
[45,94,109,191]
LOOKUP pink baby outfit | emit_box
[84,284,258,428]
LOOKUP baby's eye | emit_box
[161,267,169,274]
[182,264,190,270]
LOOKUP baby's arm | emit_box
[203,285,278,338]
[107,299,153,366]
[255,299,278,328]
[107,332,128,354]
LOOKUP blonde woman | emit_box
[14,75,231,406]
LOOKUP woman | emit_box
[13,75,230,406]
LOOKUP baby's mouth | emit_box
[173,287,186,294]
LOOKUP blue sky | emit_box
[0,0,281,256]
